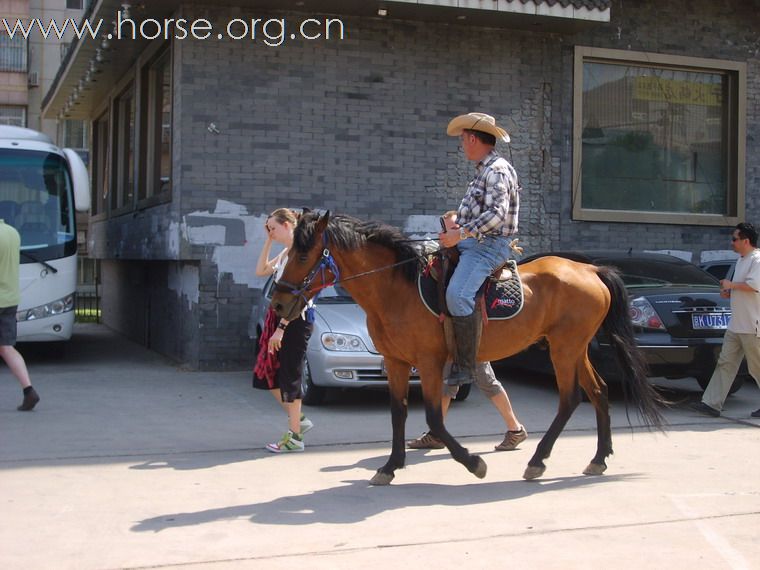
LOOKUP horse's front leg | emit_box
[420,363,487,480]
[370,358,410,486]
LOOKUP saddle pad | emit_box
[418,260,524,320]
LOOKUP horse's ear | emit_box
[316,210,330,232]
[302,207,312,215]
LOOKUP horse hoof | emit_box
[468,456,487,479]
[523,465,546,480]
[583,462,607,476]
[370,471,395,486]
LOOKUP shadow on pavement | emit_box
[131,472,645,532]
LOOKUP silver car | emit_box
[251,276,470,405]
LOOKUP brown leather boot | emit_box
[445,312,481,386]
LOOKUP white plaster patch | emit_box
[168,221,181,257]
[213,199,248,216]
[700,250,739,263]
[186,224,227,245]
[167,264,200,309]
[645,249,693,262]
[404,214,442,234]
[211,213,287,289]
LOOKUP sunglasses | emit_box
[731,236,745,242]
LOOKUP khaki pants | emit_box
[702,330,760,410]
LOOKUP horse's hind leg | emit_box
[524,356,582,480]
[370,359,410,486]
[577,357,612,476]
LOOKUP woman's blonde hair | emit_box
[268,208,299,227]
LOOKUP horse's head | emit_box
[271,210,338,321]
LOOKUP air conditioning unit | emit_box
[27,71,39,87]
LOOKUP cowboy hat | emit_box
[446,112,510,143]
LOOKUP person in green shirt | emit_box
[0,219,39,411]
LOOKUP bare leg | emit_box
[0,346,32,388]
[488,390,522,431]
[268,389,302,433]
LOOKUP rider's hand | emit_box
[439,226,462,248]
[268,328,284,353]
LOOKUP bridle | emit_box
[272,231,426,307]
[272,232,341,308]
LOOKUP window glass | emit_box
[0,149,76,259]
[0,34,27,72]
[581,62,727,215]
[91,112,109,216]
[112,86,135,211]
[139,47,172,203]
[0,106,26,127]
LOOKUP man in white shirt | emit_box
[691,223,760,418]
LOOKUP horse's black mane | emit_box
[294,212,423,283]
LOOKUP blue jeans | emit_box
[446,235,512,317]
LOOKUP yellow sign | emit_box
[634,76,722,106]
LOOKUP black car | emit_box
[503,250,746,394]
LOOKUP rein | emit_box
[274,232,434,300]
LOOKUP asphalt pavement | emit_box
[1,323,759,569]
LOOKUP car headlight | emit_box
[629,296,665,330]
[321,332,368,351]
[17,294,75,322]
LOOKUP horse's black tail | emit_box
[596,265,667,430]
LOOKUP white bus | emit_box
[0,126,90,342]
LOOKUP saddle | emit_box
[418,247,525,321]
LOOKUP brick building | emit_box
[41,0,760,369]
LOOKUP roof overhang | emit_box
[42,0,610,120]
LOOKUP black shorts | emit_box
[276,317,313,402]
[0,305,18,346]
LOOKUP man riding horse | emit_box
[439,112,520,386]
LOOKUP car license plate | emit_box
[691,313,730,330]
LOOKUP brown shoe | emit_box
[17,387,40,411]
[407,431,445,449]
[495,426,527,451]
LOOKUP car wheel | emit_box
[453,383,471,402]
[696,374,744,396]
[301,358,326,406]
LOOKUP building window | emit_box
[112,85,135,212]
[61,119,90,166]
[0,34,27,72]
[573,47,746,226]
[92,112,109,217]
[0,106,26,126]
[139,46,172,203]
[66,0,84,9]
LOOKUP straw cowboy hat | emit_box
[446,112,510,143]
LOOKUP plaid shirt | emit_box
[457,150,520,240]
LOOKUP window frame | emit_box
[91,108,110,219]
[0,33,27,72]
[110,82,136,216]
[572,46,746,226]
[138,43,172,208]
[0,105,26,127]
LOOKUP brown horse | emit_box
[271,211,665,485]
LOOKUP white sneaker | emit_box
[265,430,305,453]
[300,416,314,434]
